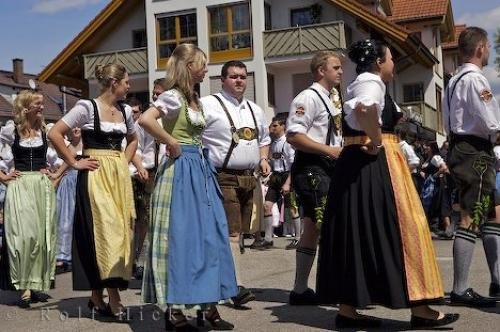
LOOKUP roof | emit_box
[442,24,466,50]
[389,0,449,22]
[0,69,78,121]
[38,0,140,89]
[329,0,439,67]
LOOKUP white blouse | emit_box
[0,122,60,172]
[343,72,386,131]
[153,89,205,127]
[61,99,136,135]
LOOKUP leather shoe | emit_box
[450,288,497,307]
[289,288,318,305]
[410,313,459,329]
[335,314,382,328]
[489,283,500,298]
[231,286,255,307]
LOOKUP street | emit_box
[0,238,498,331]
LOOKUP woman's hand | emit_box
[281,182,291,195]
[360,142,381,155]
[73,158,100,171]
[136,167,149,182]
[1,170,21,185]
[167,140,182,159]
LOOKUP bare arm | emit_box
[124,132,138,163]
[139,106,181,158]
[259,145,271,176]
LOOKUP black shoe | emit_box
[249,240,264,250]
[17,297,31,309]
[165,310,199,331]
[490,283,500,298]
[31,291,51,303]
[335,314,382,328]
[231,286,255,307]
[289,288,318,305]
[450,288,497,307]
[261,240,273,249]
[196,308,234,330]
[87,299,112,316]
[285,239,299,250]
[55,261,72,274]
[410,313,460,329]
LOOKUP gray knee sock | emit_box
[453,227,477,294]
[482,222,500,285]
[230,242,242,285]
[264,215,274,242]
[292,217,301,239]
[293,246,316,294]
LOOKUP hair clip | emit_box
[360,57,365,62]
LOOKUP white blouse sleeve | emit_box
[0,144,13,172]
[152,90,183,119]
[61,100,92,129]
[0,121,16,146]
[431,155,445,168]
[123,104,137,135]
[343,77,386,131]
[46,146,63,169]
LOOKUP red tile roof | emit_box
[389,0,449,22]
[442,24,466,49]
[0,69,78,122]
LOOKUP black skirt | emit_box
[316,145,409,309]
[0,233,14,291]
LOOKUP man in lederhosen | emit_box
[201,60,271,307]
[444,26,500,307]
[286,51,343,305]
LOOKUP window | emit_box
[403,83,424,103]
[267,73,275,106]
[132,29,147,48]
[291,7,313,27]
[208,2,252,63]
[156,11,197,68]
[264,3,272,30]
[436,85,443,133]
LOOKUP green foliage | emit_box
[472,195,491,228]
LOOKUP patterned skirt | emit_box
[72,149,135,290]
[142,145,238,308]
[0,172,56,291]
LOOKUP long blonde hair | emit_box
[13,90,45,135]
[163,44,206,103]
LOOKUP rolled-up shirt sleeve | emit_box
[468,75,500,134]
[61,100,90,129]
[286,93,317,134]
[152,90,183,119]
[344,80,385,131]
[258,112,271,147]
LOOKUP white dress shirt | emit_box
[286,82,342,147]
[343,72,385,131]
[443,63,500,142]
[399,140,420,173]
[129,121,156,175]
[201,90,271,170]
[269,134,295,173]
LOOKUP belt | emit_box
[344,133,399,146]
[216,168,254,176]
[450,133,492,150]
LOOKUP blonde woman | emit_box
[0,90,58,307]
[49,64,137,320]
[140,44,237,331]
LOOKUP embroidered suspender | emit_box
[212,94,260,170]
[308,87,335,145]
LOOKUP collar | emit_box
[272,134,286,144]
[311,82,330,97]
[220,90,246,108]
[461,62,482,73]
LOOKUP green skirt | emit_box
[2,172,56,291]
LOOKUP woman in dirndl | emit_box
[140,44,238,331]
[316,39,459,329]
[49,63,138,320]
[0,90,58,307]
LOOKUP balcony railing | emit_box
[401,101,439,132]
[263,21,346,59]
[83,47,148,79]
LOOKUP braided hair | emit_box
[348,39,388,74]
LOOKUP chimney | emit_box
[13,58,23,84]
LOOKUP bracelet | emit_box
[259,157,268,162]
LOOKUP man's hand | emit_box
[259,159,271,176]
[326,146,342,159]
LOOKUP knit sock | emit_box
[264,215,274,242]
[230,241,242,285]
[293,246,316,294]
[292,216,301,239]
[482,222,500,285]
[452,227,477,295]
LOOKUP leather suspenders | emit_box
[308,88,335,145]
[212,94,259,170]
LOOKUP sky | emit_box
[0,0,499,93]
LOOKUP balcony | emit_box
[83,48,148,80]
[263,21,346,59]
[401,102,440,132]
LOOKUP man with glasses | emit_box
[201,60,271,307]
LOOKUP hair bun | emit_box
[95,65,104,80]
[348,39,377,65]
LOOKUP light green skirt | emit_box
[4,172,56,291]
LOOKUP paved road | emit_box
[0,238,498,331]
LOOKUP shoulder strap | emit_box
[245,101,260,142]
[89,99,101,134]
[308,87,334,145]
[212,94,238,170]
[446,71,474,133]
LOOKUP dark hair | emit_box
[458,27,488,60]
[126,97,143,112]
[348,39,388,74]
[426,141,440,156]
[153,78,165,87]
[271,113,287,126]
[221,60,247,77]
